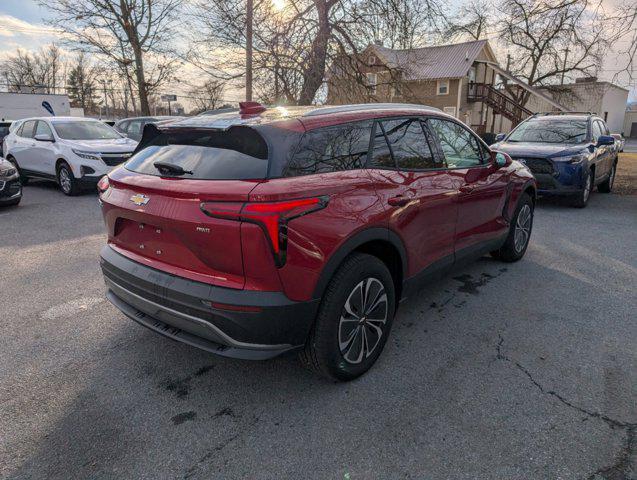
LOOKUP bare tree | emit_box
[67,53,98,111]
[444,0,492,41]
[189,0,443,105]
[1,45,65,93]
[189,79,226,112]
[42,0,182,115]
[498,0,611,106]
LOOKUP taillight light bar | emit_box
[200,196,329,266]
[97,175,110,193]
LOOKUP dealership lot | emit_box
[1,179,635,479]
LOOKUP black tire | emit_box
[571,169,592,208]
[299,253,396,381]
[597,163,616,193]
[6,156,28,185]
[491,193,534,263]
[57,162,80,196]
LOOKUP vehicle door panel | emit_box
[11,120,37,171]
[366,118,458,277]
[591,120,608,181]
[32,121,56,175]
[427,118,508,253]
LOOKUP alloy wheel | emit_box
[582,174,591,203]
[609,165,616,189]
[338,277,388,364]
[59,167,72,194]
[514,204,532,253]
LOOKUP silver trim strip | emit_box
[105,277,291,351]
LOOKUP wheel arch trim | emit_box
[311,227,408,300]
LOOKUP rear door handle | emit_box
[388,196,410,207]
[459,185,474,193]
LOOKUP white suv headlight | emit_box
[72,149,101,161]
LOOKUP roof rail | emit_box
[532,111,597,116]
[303,103,441,117]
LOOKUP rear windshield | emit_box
[125,126,269,180]
[507,119,588,144]
[53,121,122,140]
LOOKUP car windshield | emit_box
[53,121,122,140]
[506,119,588,144]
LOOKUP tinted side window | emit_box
[369,122,394,168]
[428,118,483,168]
[385,119,441,170]
[35,121,53,138]
[602,122,610,135]
[591,121,603,141]
[19,120,36,138]
[285,121,371,176]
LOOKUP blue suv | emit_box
[492,113,618,207]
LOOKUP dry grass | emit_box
[615,152,637,195]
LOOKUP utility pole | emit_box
[246,0,253,102]
[561,47,570,85]
[102,80,109,119]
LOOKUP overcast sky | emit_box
[1,0,635,102]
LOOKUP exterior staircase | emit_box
[467,83,532,130]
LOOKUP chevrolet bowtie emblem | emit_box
[130,193,150,206]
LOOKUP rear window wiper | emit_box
[153,161,193,176]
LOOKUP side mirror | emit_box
[493,151,509,168]
[494,133,506,142]
[34,134,54,142]
[597,135,615,147]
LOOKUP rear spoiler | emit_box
[133,123,164,156]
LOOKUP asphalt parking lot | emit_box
[1,179,635,480]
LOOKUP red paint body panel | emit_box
[366,168,459,276]
[250,169,386,301]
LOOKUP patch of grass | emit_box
[615,152,637,195]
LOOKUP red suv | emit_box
[98,103,536,381]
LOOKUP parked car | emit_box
[611,133,625,152]
[0,121,12,145]
[492,113,617,207]
[98,102,536,381]
[114,116,184,141]
[3,117,137,195]
[0,156,22,206]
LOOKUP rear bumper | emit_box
[100,245,319,360]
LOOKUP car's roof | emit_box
[166,104,447,132]
[529,114,592,121]
[20,116,104,123]
[116,115,180,123]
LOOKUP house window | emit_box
[437,79,449,95]
[366,73,377,95]
[443,106,456,117]
[392,83,401,98]
[368,55,376,65]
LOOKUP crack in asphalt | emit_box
[183,415,260,479]
[496,334,636,479]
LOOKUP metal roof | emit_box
[371,40,489,80]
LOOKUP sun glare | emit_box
[272,0,286,11]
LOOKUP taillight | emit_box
[201,196,329,266]
[97,175,110,193]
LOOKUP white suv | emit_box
[2,117,137,195]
